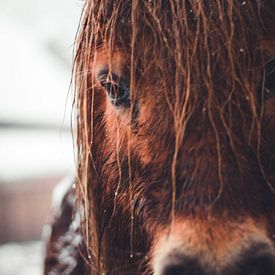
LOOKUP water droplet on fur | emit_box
[88,254,91,259]
[240,48,244,52]
[115,191,118,196]
[72,183,76,189]
[242,1,246,5]
[130,253,134,258]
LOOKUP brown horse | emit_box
[45,0,275,274]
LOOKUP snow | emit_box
[0,241,44,275]
[52,175,75,215]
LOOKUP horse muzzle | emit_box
[152,218,275,275]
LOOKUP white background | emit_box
[0,1,83,274]
[0,0,83,181]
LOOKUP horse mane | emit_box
[73,1,275,273]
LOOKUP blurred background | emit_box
[0,0,83,274]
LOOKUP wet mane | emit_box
[73,1,275,273]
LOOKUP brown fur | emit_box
[73,1,275,274]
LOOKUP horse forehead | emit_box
[93,48,128,75]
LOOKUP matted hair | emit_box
[73,1,275,273]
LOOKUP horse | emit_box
[44,0,275,274]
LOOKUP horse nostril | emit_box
[162,265,185,275]
[159,254,205,275]
[238,254,275,275]
[229,244,275,275]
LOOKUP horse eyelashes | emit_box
[98,72,130,108]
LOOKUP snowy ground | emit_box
[0,242,44,275]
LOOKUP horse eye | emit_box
[99,73,130,108]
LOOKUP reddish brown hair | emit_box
[74,1,275,273]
